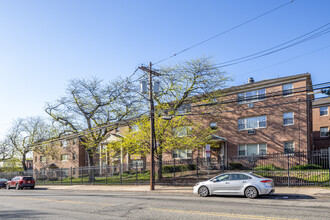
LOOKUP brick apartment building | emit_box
[312,97,330,150]
[156,73,313,162]
[33,73,314,171]
[33,138,87,171]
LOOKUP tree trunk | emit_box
[22,154,27,171]
[88,151,95,182]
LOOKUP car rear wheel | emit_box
[198,186,209,197]
[245,186,258,199]
[6,184,10,190]
[15,184,20,190]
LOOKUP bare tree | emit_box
[0,139,14,162]
[6,116,48,171]
[45,77,139,167]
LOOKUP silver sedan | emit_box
[193,172,274,199]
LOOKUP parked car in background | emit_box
[6,176,35,190]
[193,172,274,199]
[0,179,8,188]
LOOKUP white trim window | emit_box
[320,107,328,116]
[283,112,294,126]
[173,126,192,137]
[40,156,46,163]
[176,104,192,114]
[173,149,192,159]
[284,141,294,154]
[238,143,267,156]
[61,140,68,149]
[61,154,68,161]
[283,83,293,96]
[320,127,329,137]
[238,116,267,130]
[130,159,144,168]
[237,89,266,104]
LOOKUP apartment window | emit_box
[210,122,217,130]
[283,83,293,96]
[73,153,77,160]
[237,89,266,104]
[283,112,294,126]
[174,126,192,137]
[61,154,68,161]
[284,142,294,154]
[61,140,68,148]
[130,159,144,168]
[320,127,329,137]
[238,143,267,156]
[173,149,192,159]
[177,104,192,114]
[320,107,328,116]
[131,124,140,132]
[238,116,267,130]
[40,156,46,163]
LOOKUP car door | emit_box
[10,177,17,187]
[210,174,231,194]
[227,174,251,194]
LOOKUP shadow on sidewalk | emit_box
[259,194,315,200]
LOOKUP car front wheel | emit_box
[15,184,20,190]
[245,186,258,199]
[198,186,209,197]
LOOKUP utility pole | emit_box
[139,62,160,190]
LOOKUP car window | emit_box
[23,177,34,181]
[214,174,230,181]
[231,174,251,180]
[249,173,265,178]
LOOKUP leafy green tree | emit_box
[45,77,140,168]
[109,57,229,180]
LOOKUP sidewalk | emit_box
[39,185,330,198]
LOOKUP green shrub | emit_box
[254,164,283,171]
[162,164,196,173]
[229,163,243,170]
[290,164,322,170]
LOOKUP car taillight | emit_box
[260,180,272,183]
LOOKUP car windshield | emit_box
[249,173,265,178]
[23,177,34,181]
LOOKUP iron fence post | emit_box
[60,168,63,185]
[135,162,138,185]
[196,158,198,182]
[81,167,83,185]
[105,166,108,185]
[328,147,330,187]
[287,154,290,187]
[43,168,46,185]
[120,163,122,185]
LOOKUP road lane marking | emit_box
[149,208,300,220]
[1,196,116,207]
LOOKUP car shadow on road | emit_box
[0,210,51,218]
[208,194,315,200]
[259,194,315,200]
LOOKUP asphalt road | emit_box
[1,188,330,220]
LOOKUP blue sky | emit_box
[0,0,329,138]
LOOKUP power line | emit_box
[153,0,295,65]
[214,23,330,68]
[236,44,330,77]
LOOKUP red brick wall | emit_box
[313,105,330,149]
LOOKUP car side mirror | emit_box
[212,179,219,183]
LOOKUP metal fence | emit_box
[1,148,329,187]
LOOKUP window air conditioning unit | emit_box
[247,103,254,108]
[248,129,256,135]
